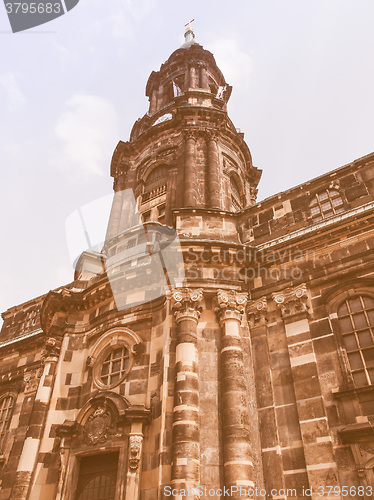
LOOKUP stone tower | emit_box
[106,26,261,231]
[1,26,374,500]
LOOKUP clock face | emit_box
[153,113,172,126]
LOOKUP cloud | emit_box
[55,94,120,176]
[0,71,26,110]
[53,41,79,66]
[207,38,253,88]
[107,0,156,41]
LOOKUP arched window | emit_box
[0,393,15,451]
[337,295,374,386]
[230,176,242,211]
[309,189,344,222]
[78,475,116,500]
[142,165,168,203]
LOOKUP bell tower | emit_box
[107,26,261,239]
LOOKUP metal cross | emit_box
[185,19,195,30]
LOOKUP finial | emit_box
[185,19,195,33]
[183,19,196,46]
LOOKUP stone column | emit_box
[206,131,222,210]
[171,289,203,499]
[184,131,197,208]
[150,90,157,114]
[189,65,198,88]
[272,284,341,500]
[215,290,255,499]
[11,337,61,500]
[199,64,209,91]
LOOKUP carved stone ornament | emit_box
[249,186,258,203]
[42,336,61,360]
[182,128,198,142]
[360,443,374,456]
[329,180,340,191]
[247,297,268,328]
[205,128,219,142]
[23,367,43,394]
[129,434,143,470]
[215,289,248,323]
[131,342,145,365]
[272,283,309,318]
[171,288,203,323]
[85,406,112,445]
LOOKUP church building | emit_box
[1,26,374,500]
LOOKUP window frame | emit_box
[0,391,16,454]
[75,452,119,500]
[93,341,132,390]
[90,328,141,391]
[327,287,374,389]
[309,188,345,222]
[336,294,374,387]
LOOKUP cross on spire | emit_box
[185,19,195,33]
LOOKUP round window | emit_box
[98,346,131,388]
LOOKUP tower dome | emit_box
[107,29,261,244]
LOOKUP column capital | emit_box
[247,296,268,328]
[215,289,248,323]
[205,128,220,142]
[183,128,199,142]
[172,288,203,323]
[272,283,309,318]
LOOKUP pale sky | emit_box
[1,0,374,325]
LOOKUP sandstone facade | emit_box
[1,28,374,500]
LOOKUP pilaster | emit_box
[183,130,198,208]
[272,284,341,499]
[11,334,62,500]
[206,130,222,210]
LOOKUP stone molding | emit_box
[215,289,248,323]
[272,283,309,318]
[171,288,203,323]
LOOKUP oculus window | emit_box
[100,346,131,388]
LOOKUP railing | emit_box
[142,184,167,203]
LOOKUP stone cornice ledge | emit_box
[258,200,374,250]
[0,328,43,349]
